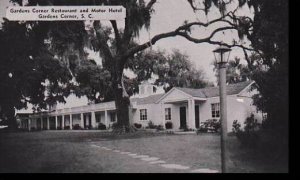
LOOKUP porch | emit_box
[20,101,118,131]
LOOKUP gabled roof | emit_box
[176,81,254,98]
[132,81,253,105]
[131,93,164,105]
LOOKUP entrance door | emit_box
[180,106,187,129]
[83,115,87,129]
[195,105,200,128]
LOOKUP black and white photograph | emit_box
[0,0,288,173]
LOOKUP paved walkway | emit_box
[89,142,219,173]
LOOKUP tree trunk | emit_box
[111,63,130,129]
[114,84,130,127]
[2,105,17,130]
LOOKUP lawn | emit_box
[0,130,288,173]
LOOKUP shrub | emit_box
[156,124,164,131]
[111,122,119,129]
[165,121,173,129]
[232,120,241,133]
[73,124,81,130]
[199,119,220,133]
[244,114,260,132]
[198,123,208,133]
[133,123,142,129]
[233,114,261,148]
[147,121,156,129]
[98,123,107,130]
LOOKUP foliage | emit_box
[198,119,221,133]
[156,124,164,131]
[127,49,213,93]
[232,114,261,148]
[133,123,142,129]
[73,60,114,103]
[236,0,288,137]
[73,124,81,130]
[155,49,213,92]
[165,121,173,129]
[213,57,253,84]
[232,120,241,133]
[111,122,119,130]
[98,123,107,130]
[0,19,73,128]
[244,114,260,132]
[146,121,156,129]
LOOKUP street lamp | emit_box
[213,45,231,173]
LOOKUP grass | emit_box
[0,130,288,173]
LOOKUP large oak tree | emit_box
[4,0,258,131]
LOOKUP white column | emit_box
[80,113,84,129]
[91,112,96,129]
[62,115,65,130]
[104,110,108,128]
[55,116,58,130]
[188,99,196,129]
[41,118,43,130]
[28,119,31,131]
[47,117,50,130]
[70,114,73,130]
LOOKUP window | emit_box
[211,103,220,118]
[140,109,147,120]
[165,108,171,120]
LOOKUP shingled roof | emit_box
[131,93,164,105]
[176,81,253,98]
[131,81,253,105]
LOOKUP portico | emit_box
[160,98,205,130]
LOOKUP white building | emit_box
[18,81,263,132]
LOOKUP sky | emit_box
[0,0,253,112]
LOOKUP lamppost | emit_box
[213,45,231,173]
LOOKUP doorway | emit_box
[195,105,200,128]
[179,106,187,129]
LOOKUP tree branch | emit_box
[146,0,157,10]
[177,26,236,43]
[242,48,254,70]
[123,13,254,60]
[110,20,121,51]
[93,21,113,62]
[177,13,236,31]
